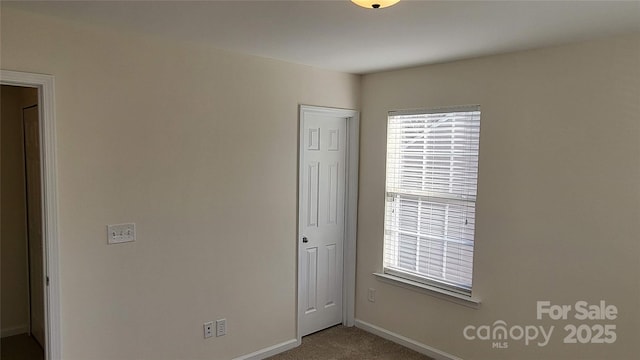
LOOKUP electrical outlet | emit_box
[216,319,226,337]
[203,321,213,339]
[368,288,376,302]
[107,223,135,244]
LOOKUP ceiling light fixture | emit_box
[351,0,400,9]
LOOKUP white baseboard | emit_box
[233,338,300,360]
[1,324,29,338]
[355,319,463,360]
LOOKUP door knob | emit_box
[302,236,308,243]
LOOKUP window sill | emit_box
[373,272,481,309]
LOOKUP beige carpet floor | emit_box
[0,334,44,360]
[267,325,434,360]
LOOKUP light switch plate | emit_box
[216,319,226,337]
[107,223,135,244]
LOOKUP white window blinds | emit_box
[383,106,481,295]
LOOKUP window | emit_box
[383,105,481,296]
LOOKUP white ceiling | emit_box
[5,0,640,74]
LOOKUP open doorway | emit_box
[1,85,45,360]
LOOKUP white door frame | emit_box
[1,70,61,360]
[297,105,359,343]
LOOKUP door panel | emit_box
[24,105,45,348]
[305,248,318,314]
[307,162,319,227]
[300,112,347,336]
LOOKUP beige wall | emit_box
[3,4,639,360]
[1,7,360,360]
[357,35,640,359]
[1,85,38,336]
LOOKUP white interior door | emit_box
[299,110,347,336]
[24,105,46,348]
